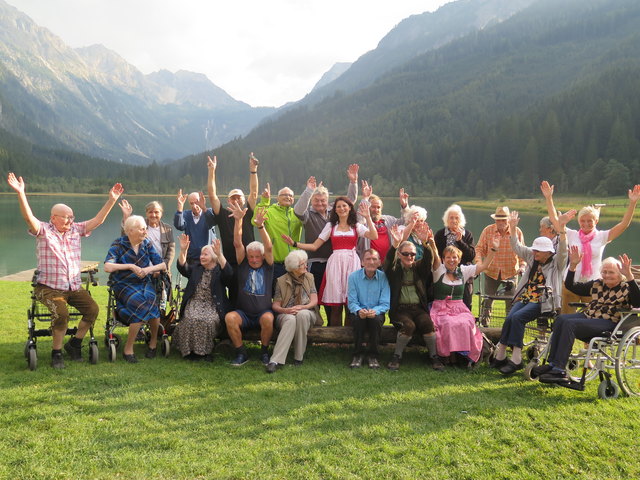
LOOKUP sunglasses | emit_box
[399,251,416,258]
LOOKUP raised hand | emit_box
[361,180,372,198]
[109,183,124,201]
[357,201,371,219]
[628,184,640,203]
[557,209,576,227]
[249,152,259,168]
[254,206,268,227]
[7,173,25,194]
[540,181,554,199]
[119,199,133,219]
[306,176,317,191]
[262,182,271,199]
[414,221,432,244]
[228,201,248,220]
[212,238,222,257]
[177,189,187,209]
[197,191,207,210]
[389,225,403,249]
[568,245,583,268]
[619,253,633,280]
[508,210,520,230]
[207,155,217,171]
[399,188,409,209]
[347,164,359,183]
[490,233,501,251]
[179,233,190,251]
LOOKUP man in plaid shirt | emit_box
[7,173,123,369]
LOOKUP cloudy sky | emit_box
[9,0,452,107]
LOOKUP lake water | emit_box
[1,195,638,282]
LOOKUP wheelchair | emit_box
[24,265,100,371]
[104,273,171,362]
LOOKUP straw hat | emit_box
[490,206,510,220]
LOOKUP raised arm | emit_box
[399,188,409,211]
[359,202,378,240]
[85,183,124,232]
[281,232,325,252]
[476,234,500,275]
[177,233,190,267]
[346,164,359,203]
[294,176,316,220]
[248,152,259,210]
[212,238,226,270]
[7,173,39,234]
[207,155,222,215]
[608,185,640,242]
[540,181,561,233]
[254,206,273,265]
[229,201,248,264]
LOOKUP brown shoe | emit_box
[431,356,445,371]
[387,354,401,371]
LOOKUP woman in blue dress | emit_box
[105,215,167,363]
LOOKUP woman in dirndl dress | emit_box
[281,197,377,326]
[429,235,499,367]
[173,234,232,360]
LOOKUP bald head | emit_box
[50,204,74,233]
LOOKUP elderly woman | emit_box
[172,234,232,361]
[399,205,428,260]
[541,181,640,313]
[266,249,321,373]
[104,215,167,363]
[430,232,498,367]
[536,248,640,385]
[119,199,175,306]
[434,204,475,309]
[282,196,377,326]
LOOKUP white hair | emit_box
[246,241,265,255]
[284,249,308,272]
[601,257,625,281]
[442,204,466,228]
[124,215,146,234]
[403,205,427,223]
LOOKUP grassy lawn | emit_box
[1,281,639,479]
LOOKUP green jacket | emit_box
[255,197,303,262]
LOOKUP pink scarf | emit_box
[579,229,597,278]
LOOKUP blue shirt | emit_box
[347,268,390,315]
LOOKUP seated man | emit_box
[174,189,217,264]
[7,173,123,369]
[225,203,275,366]
[347,249,390,369]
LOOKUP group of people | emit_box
[7,163,640,386]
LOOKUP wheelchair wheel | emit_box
[24,340,31,358]
[89,343,99,364]
[161,337,170,357]
[597,379,620,400]
[108,342,117,362]
[523,360,538,381]
[27,346,37,371]
[615,328,640,397]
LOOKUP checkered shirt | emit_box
[474,223,526,280]
[30,220,90,291]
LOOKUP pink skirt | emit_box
[319,249,361,306]
[431,299,482,363]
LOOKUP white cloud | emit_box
[8,0,452,107]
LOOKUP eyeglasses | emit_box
[53,214,75,222]
[298,262,308,268]
[279,193,294,198]
[399,251,416,258]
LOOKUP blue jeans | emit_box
[499,301,541,348]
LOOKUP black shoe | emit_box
[531,364,553,378]
[203,354,214,363]
[539,371,570,384]
[499,360,524,375]
[145,348,157,359]
[387,354,401,371]
[490,357,508,369]
[64,341,84,362]
[293,359,303,367]
[261,353,271,365]
[265,362,278,374]
[51,351,65,369]
[123,353,138,364]
[431,356,445,371]
[350,355,363,369]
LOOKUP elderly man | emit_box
[357,182,408,261]
[475,206,527,319]
[7,173,123,369]
[254,182,303,282]
[225,203,275,366]
[174,189,217,264]
[347,249,390,369]
[294,164,359,314]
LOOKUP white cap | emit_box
[531,236,555,253]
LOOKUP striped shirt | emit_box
[30,220,90,291]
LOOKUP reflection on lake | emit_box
[1,195,638,282]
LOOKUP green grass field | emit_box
[1,281,639,480]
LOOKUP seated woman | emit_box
[172,234,232,361]
[399,205,429,261]
[430,232,498,367]
[536,248,640,385]
[492,210,571,375]
[266,249,321,373]
[104,215,167,363]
